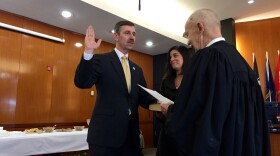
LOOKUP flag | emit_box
[265,52,276,102]
[275,50,280,101]
[253,53,260,85]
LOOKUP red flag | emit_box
[275,50,280,101]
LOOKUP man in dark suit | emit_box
[161,9,271,156]
[74,21,157,156]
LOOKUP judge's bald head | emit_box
[184,9,222,51]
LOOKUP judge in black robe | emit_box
[162,8,271,156]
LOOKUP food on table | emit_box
[55,128,73,132]
[24,128,43,134]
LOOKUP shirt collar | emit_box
[206,37,225,47]
[114,48,129,61]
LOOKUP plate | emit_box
[55,128,73,132]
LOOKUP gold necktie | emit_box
[121,56,130,92]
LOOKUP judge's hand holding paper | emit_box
[160,101,173,115]
[138,84,173,112]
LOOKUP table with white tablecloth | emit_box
[0,129,88,155]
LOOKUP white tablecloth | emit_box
[0,129,88,155]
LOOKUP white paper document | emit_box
[138,84,174,104]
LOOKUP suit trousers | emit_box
[88,117,141,156]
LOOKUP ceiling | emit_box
[0,0,279,55]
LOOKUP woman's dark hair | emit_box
[163,45,194,80]
[114,21,135,34]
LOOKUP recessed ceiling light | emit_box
[75,42,83,47]
[146,41,153,47]
[111,29,115,33]
[61,10,72,18]
[248,0,254,4]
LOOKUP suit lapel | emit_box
[129,60,136,94]
[110,51,129,92]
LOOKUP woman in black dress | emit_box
[156,45,193,156]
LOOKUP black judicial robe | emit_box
[165,41,271,156]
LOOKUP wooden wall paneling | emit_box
[50,31,82,123]
[236,17,280,95]
[236,21,266,94]
[270,134,280,156]
[137,102,154,122]
[15,19,56,123]
[0,11,22,124]
[80,86,96,123]
[130,52,154,121]
[0,10,24,27]
[70,33,93,123]
[271,18,280,47]
[129,51,153,89]
[49,35,66,123]
[94,41,115,54]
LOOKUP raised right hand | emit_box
[84,25,102,54]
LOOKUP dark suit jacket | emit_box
[74,51,156,148]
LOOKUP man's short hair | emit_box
[114,21,135,34]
